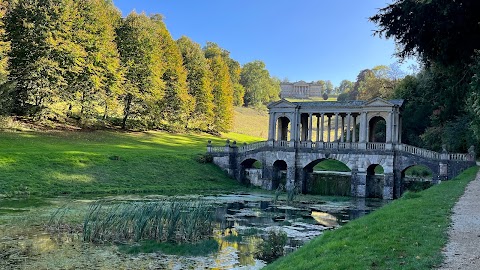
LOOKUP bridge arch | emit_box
[368,116,386,143]
[272,160,288,189]
[400,164,435,193]
[240,158,263,185]
[366,164,385,198]
[302,158,352,195]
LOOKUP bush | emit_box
[195,153,213,163]
[255,228,288,263]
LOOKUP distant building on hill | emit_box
[280,81,323,99]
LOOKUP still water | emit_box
[0,194,386,270]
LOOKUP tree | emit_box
[208,55,233,132]
[0,0,9,85]
[240,60,280,107]
[116,12,165,129]
[71,0,123,123]
[5,0,83,116]
[337,80,354,94]
[370,0,480,67]
[152,16,193,130]
[177,36,214,130]
[371,0,480,153]
[204,42,244,106]
[324,80,334,95]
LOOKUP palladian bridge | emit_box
[207,98,476,199]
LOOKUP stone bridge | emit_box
[207,98,476,199]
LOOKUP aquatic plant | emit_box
[83,200,215,244]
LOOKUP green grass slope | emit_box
[265,166,479,270]
[0,130,260,197]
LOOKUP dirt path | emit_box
[439,169,480,270]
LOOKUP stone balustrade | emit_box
[208,140,474,162]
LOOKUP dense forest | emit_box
[0,0,280,132]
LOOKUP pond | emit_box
[0,193,386,269]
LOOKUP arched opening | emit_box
[304,159,351,196]
[272,160,287,190]
[276,117,291,141]
[366,164,384,198]
[402,165,434,193]
[369,116,386,142]
[240,159,263,186]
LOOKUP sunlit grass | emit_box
[265,166,479,270]
[0,130,257,196]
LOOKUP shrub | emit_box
[255,228,288,263]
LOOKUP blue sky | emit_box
[112,0,414,86]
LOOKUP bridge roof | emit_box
[268,98,404,109]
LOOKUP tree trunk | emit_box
[122,94,133,130]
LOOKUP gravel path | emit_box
[439,169,480,270]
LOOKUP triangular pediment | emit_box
[293,81,308,86]
[364,97,395,107]
[267,99,298,109]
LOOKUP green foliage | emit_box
[240,60,280,107]
[153,18,193,130]
[177,36,215,131]
[265,167,479,270]
[208,55,234,132]
[115,12,165,129]
[371,0,480,67]
[0,0,9,85]
[255,229,288,263]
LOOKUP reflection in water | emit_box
[311,211,338,227]
[1,194,387,270]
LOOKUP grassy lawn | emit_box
[265,166,479,270]
[233,106,269,139]
[0,130,261,197]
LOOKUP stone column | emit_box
[308,113,313,142]
[334,113,339,142]
[291,109,299,143]
[316,115,320,142]
[386,111,393,143]
[346,113,351,143]
[268,112,276,141]
[340,115,345,143]
[320,114,325,142]
[286,166,297,192]
[383,173,394,200]
[352,115,357,143]
[327,115,331,142]
[359,112,367,145]
[351,169,367,197]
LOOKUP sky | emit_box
[112,0,415,86]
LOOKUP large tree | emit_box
[152,15,193,130]
[5,0,83,116]
[370,0,480,67]
[177,36,214,131]
[71,0,123,123]
[116,12,165,129]
[371,0,480,152]
[208,55,233,132]
[240,60,280,107]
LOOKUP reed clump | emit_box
[83,200,214,244]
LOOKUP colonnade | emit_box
[267,98,404,146]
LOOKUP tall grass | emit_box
[83,200,214,244]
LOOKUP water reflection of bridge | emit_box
[207,98,475,199]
